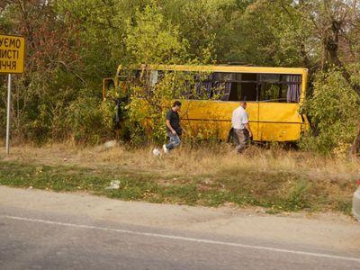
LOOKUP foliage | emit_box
[65,93,113,145]
[122,2,215,145]
[300,69,360,154]
[0,0,360,150]
[125,2,188,64]
[1,0,84,144]
[56,0,127,80]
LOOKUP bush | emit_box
[300,69,360,155]
[65,92,113,145]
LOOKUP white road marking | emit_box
[1,214,360,263]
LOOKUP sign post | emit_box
[0,34,26,155]
[6,74,11,154]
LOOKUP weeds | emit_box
[0,144,359,215]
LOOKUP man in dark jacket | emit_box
[163,101,182,153]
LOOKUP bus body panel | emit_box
[258,103,303,141]
[179,100,303,142]
[179,100,258,141]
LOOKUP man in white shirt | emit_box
[231,101,252,153]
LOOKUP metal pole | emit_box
[6,74,11,155]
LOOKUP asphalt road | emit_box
[1,187,360,270]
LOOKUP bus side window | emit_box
[211,73,232,101]
[240,73,257,101]
[259,74,285,102]
[149,70,165,87]
[178,72,212,100]
[227,73,257,101]
[258,74,301,102]
[212,81,231,100]
[195,80,212,99]
[171,71,194,99]
[285,75,301,103]
[260,83,283,102]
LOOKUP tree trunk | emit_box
[351,124,360,156]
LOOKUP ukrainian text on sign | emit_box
[0,35,25,74]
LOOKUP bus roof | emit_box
[117,64,308,75]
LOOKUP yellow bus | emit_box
[103,64,309,142]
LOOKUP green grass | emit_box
[0,159,355,215]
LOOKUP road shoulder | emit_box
[0,186,359,252]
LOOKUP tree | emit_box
[298,0,360,154]
[0,0,84,142]
[121,1,190,144]
[125,1,188,65]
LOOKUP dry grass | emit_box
[1,142,359,213]
[2,142,359,185]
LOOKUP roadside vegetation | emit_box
[0,144,358,215]
[1,0,360,154]
[1,1,360,215]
